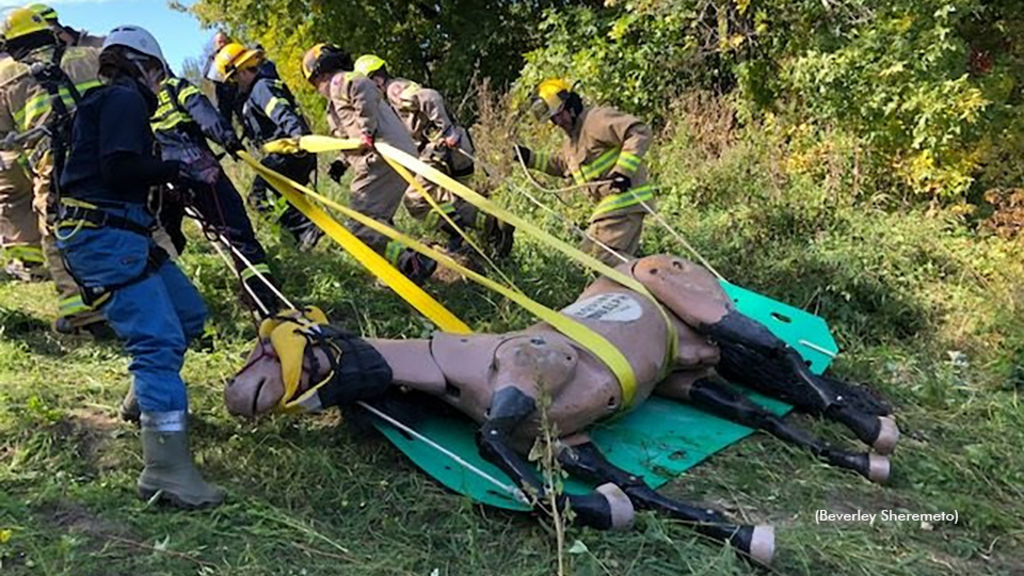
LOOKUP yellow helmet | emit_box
[1,7,51,42]
[532,78,574,120]
[302,43,351,84]
[215,42,262,81]
[27,3,59,23]
[353,54,387,77]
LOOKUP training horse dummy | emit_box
[226,254,898,565]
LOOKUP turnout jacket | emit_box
[151,76,238,150]
[384,78,457,146]
[325,71,417,157]
[527,106,655,221]
[240,71,309,145]
[0,45,101,167]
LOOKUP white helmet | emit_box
[102,25,167,73]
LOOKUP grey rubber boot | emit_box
[138,411,226,509]
[119,386,141,424]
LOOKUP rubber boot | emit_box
[138,411,226,509]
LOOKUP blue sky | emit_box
[0,0,214,73]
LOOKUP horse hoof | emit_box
[873,416,899,455]
[595,483,634,531]
[748,525,775,565]
[867,454,890,484]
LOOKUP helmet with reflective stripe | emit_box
[102,25,168,73]
[1,7,50,42]
[301,43,351,84]
[27,4,59,23]
[215,42,262,81]
[353,54,387,77]
[532,78,573,120]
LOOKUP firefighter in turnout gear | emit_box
[0,49,45,281]
[516,79,654,266]
[0,7,108,335]
[57,25,224,510]
[28,3,104,49]
[150,71,282,315]
[354,54,513,257]
[214,42,322,251]
[302,44,437,283]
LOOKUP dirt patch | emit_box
[37,500,128,539]
[58,408,125,472]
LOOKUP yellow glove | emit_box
[263,137,302,155]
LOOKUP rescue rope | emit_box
[507,143,726,280]
[457,146,629,265]
[240,150,643,407]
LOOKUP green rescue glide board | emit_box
[372,281,839,510]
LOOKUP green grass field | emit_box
[2,118,1024,575]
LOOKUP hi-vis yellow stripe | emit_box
[261,135,681,409]
[238,151,471,335]
[245,147,641,407]
[15,80,101,131]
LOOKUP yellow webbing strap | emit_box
[372,141,679,383]
[260,136,678,408]
[379,153,521,292]
[238,151,471,335]
[264,170,640,407]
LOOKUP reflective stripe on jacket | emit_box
[527,106,655,221]
[241,74,309,145]
[151,76,237,149]
[0,46,100,165]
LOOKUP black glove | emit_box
[328,159,348,183]
[609,172,631,192]
[512,144,532,165]
[223,135,244,160]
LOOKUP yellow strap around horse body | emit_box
[239,151,471,335]
[245,148,641,407]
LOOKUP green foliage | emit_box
[518,0,1024,199]
[185,0,570,121]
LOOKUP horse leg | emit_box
[657,372,889,483]
[476,387,633,530]
[557,439,774,565]
[703,311,898,454]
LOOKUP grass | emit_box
[2,98,1024,575]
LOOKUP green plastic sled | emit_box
[372,281,839,510]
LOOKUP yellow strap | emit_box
[238,151,472,335]
[265,166,641,408]
[380,152,521,292]
[262,136,679,407]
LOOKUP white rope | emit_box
[185,206,296,310]
[458,147,628,265]
[356,400,531,506]
[205,237,271,317]
[505,145,726,279]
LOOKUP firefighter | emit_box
[214,42,321,250]
[0,7,108,335]
[27,3,104,48]
[301,44,436,283]
[150,68,282,314]
[515,79,655,266]
[0,50,44,282]
[354,54,513,257]
[57,25,224,510]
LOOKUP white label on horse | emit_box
[562,293,643,322]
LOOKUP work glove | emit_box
[608,172,631,192]
[359,131,375,150]
[512,144,531,165]
[223,134,244,161]
[328,159,348,183]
